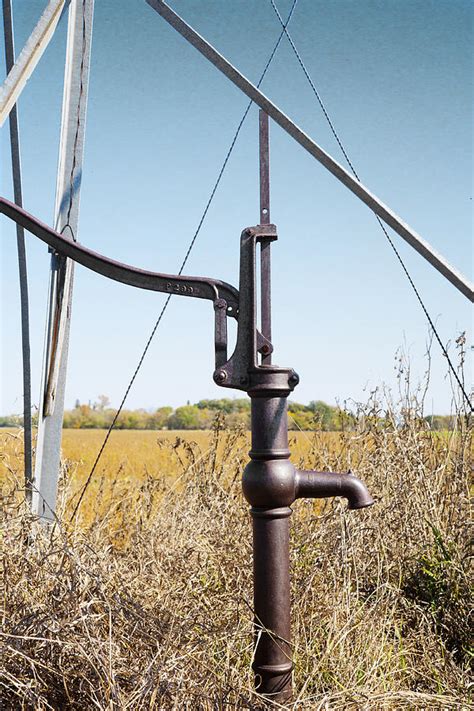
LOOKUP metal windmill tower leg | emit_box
[32,0,94,521]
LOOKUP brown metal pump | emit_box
[210,112,374,701]
[0,114,373,703]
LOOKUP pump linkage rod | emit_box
[146,0,473,304]
[259,110,272,367]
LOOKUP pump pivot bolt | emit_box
[214,370,227,384]
[288,371,299,387]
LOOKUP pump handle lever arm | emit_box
[0,197,240,316]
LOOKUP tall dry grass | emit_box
[1,386,472,708]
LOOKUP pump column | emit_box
[242,369,299,702]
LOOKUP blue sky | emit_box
[1,0,472,415]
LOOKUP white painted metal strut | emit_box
[146,0,473,303]
[0,0,68,127]
[32,0,94,521]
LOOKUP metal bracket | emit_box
[213,223,297,393]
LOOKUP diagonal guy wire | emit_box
[269,0,472,412]
[69,0,300,520]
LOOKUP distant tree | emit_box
[232,399,251,412]
[168,405,202,430]
[96,394,111,411]
[308,400,336,430]
[63,403,99,428]
[424,414,455,431]
[197,408,215,429]
[56,398,456,431]
[147,406,173,429]
[116,409,149,430]
[288,401,308,413]
[288,410,315,431]
[226,410,250,428]
[0,415,21,427]
[197,398,250,414]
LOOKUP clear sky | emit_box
[1,0,472,416]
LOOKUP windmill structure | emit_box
[1,0,472,702]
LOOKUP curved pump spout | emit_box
[295,470,374,510]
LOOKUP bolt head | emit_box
[288,371,299,387]
[214,370,227,384]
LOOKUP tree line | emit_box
[0,395,459,431]
[59,397,348,430]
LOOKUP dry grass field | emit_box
[1,427,348,537]
[1,403,472,709]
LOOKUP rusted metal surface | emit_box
[244,391,293,701]
[242,375,372,701]
[296,469,374,509]
[259,110,272,367]
[217,218,373,700]
[213,224,278,391]
[259,111,270,226]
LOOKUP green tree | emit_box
[168,405,202,430]
[288,410,315,431]
[146,406,173,429]
[308,400,336,430]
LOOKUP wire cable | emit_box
[69,0,299,520]
[269,0,472,412]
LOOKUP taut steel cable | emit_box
[269,0,472,412]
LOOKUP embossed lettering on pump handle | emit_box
[166,282,196,295]
[0,198,236,313]
[0,197,276,378]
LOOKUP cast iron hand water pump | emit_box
[3,1,472,704]
[1,156,373,700]
[217,221,374,701]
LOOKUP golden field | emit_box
[1,412,472,709]
[1,426,349,536]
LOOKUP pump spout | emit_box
[295,470,374,510]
